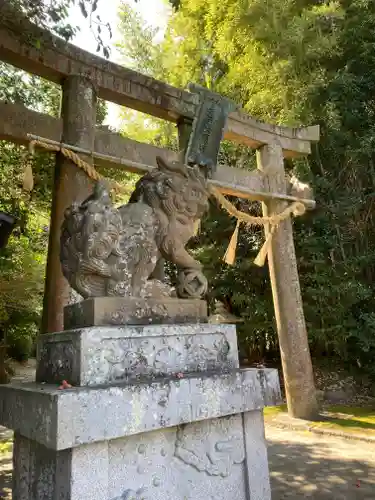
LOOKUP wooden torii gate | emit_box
[0,1,319,419]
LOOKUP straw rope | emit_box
[24,140,306,267]
[26,139,132,195]
[207,185,306,266]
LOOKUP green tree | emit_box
[10,0,143,58]
[0,63,58,358]
[116,4,178,149]
[10,0,112,56]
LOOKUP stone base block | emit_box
[12,411,270,500]
[36,324,238,386]
[0,368,281,500]
[0,369,280,449]
[64,297,208,330]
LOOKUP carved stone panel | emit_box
[174,417,245,477]
[36,324,239,387]
[85,330,236,386]
[108,415,247,500]
[36,340,75,384]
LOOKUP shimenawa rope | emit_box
[208,185,305,266]
[24,140,306,267]
[26,139,132,196]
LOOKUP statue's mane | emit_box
[129,156,208,219]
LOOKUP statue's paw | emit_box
[177,269,208,299]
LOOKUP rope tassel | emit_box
[193,219,201,236]
[207,185,305,268]
[22,163,34,192]
[224,220,240,265]
[22,147,35,193]
[253,226,277,267]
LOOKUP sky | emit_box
[68,0,170,127]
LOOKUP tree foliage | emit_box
[0,65,58,358]
[11,0,114,56]
[11,0,144,58]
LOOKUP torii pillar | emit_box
[42,75,97,334]
[257,144,319,420]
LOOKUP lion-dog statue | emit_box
[60,157,209,300]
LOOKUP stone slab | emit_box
[12,432,73,499]
[36,324,238,386]
[243,410,271,500]
[64,297,208,330]
[0,368,281,450]
[12,410,272,500]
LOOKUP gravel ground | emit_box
[267,425,375,500]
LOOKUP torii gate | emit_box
[0,0,319,420]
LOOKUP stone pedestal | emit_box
[64,297,208,330]
[0,300,281,500]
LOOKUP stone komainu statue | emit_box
[60,157,209,300]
